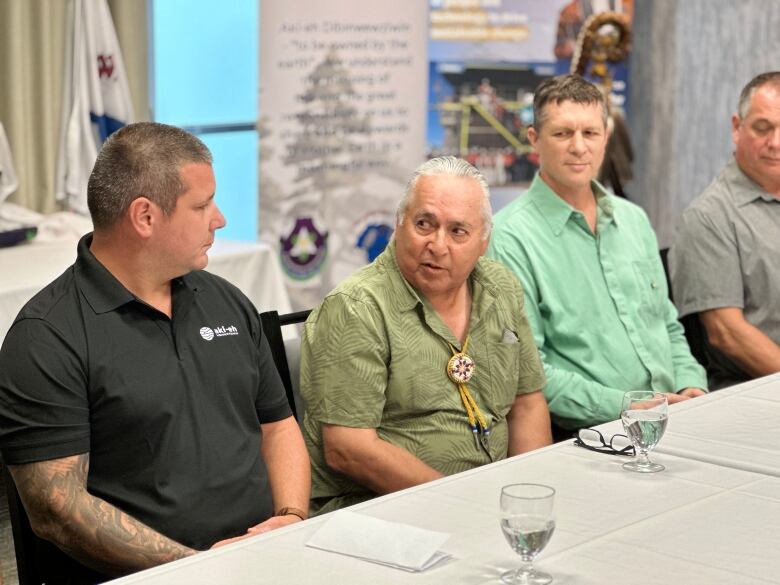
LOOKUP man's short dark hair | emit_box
[737,71,780,119]
[87,122,213,230]
[532,74,608,131]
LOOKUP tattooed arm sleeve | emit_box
[8,453,196,577]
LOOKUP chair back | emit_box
[3,464,39,585]
[2,465,103,585]
[659,248,709,368]
[259,310,312,421]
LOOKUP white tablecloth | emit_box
[651,373,780,477]
[106,376,780,584]
[0,238,291,344]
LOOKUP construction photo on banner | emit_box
[427,0,632,192]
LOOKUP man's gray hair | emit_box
[88,122,213,230]
[397,156,492,240]
[737,71,780,119]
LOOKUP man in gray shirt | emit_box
[670,72,780,389]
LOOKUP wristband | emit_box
[275,506,307,521]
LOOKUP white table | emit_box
[106,377,780,585]
[593,373,780,477]
[651,373,780,477]
[0,238,291,344]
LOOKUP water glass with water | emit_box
[620,391,668,473]
[499,483,556,584]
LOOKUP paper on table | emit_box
[306,511,452,572]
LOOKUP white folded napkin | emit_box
[306,511,452,572]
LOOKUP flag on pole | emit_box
[55,0,134,214]
[0,122,19,205]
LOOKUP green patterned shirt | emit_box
[300,241,545,515]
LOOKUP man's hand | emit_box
[678,387,706,398]
[210,515,302,549]
[210,535,249,549]
[247,514,301,535]
[210,416,311,551]
[664,392,689,404]
[664,388,704,404]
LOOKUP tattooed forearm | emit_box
[9,454,196,577]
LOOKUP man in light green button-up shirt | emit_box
[488,75,707,432]
[301,157,551,515]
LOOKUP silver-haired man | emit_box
[300,156,551,515]
[671,71,780,388]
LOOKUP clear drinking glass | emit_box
[499,483,556,584]
[620,391,668,473]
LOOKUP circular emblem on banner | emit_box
[279,216,329,281]
[199,327,215,341]
[447,353,475,384]
[353,211,394,263]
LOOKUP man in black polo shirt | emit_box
[0,122,310,582]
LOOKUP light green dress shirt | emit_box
[488,174,707,430]
[300,241,545,515]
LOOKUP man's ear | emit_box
[731,113,742,146]
[127,197,157,238]
[527,126,539,150]
[479,234,489,256]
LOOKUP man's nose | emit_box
[212,205,227,231]
[427,229,447,254]
[569,131,586,154]
[768,127,780,149]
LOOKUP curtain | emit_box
[0,0,148,214]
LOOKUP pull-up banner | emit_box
[259,1,428,310]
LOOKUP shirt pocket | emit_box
[631,259,667,318]
[484,341,523,415]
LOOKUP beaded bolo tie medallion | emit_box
[447,352,475,384]
[447,335,491,452]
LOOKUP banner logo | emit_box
[356,222,393,262]
[280,217,329,280]
[97,54,115,79]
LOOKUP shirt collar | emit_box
[73,233,135,314]
[527,173,616,236]
[74,233,196,315]
[727,157,780,207]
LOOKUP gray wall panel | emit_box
[629,0,780,248]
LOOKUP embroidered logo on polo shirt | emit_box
[199,325,239,341]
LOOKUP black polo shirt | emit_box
[0,234,292,551]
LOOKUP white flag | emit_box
[55,0,134,215]
[0,122,19,205]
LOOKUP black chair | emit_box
[2,464,103,585]
[259,309,312,421]
[551,422,575,443]
[659,248,709,368]
[3,464,40,585]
